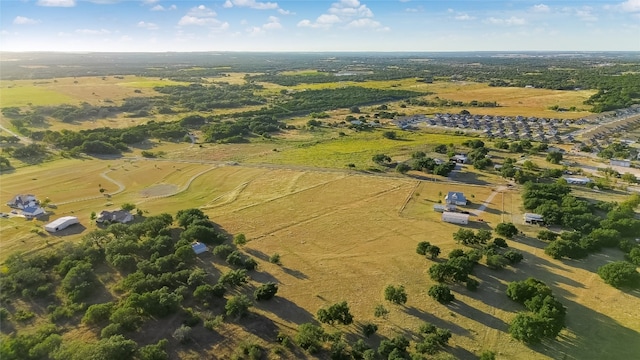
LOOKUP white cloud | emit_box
[262,16,282,30]
[278,9,293,15]
[177,5,229,31]
[151,4,176,11]
[13,16,40,25]
[298,0,384,29]
[576,7,597,21]
[188,5,216,17]
[246,26,264,36]
[76,28,111,35]
[455,13,474,21]
[486,16,526,26]
[137,21,159,30]
[223,0,279,10]
[619,0,640,12]
[37,0,75,7]
[347,18,381,28]
[142,0,159,4]
[531,4,550,13]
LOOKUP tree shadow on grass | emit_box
[255,296,315,326]
[447,299,508,332]
[403,306,472,338]
[526,298,640,360]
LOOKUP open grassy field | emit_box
[2,157,639,359]
[0,76,184,108]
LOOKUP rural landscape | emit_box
[1,51,640,360]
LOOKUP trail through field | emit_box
[473,185,507,217]
[52,169,125,206]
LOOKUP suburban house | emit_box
[524,213,545,225]
[445,191,468,206]
[22,206,45,219]
[442,211,469,225]
[610,159,631,167]
[44,216,79,233]
[7,194,38,209]
[191,242,208,255]
[96,210,134,224]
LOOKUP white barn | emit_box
[524,213,545,225]
[442,211,469,225]
[44,216,79,233]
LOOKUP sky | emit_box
[1,0,639,52]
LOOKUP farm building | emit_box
[524,213,545,225]
[96,210,134,224]
[44,216,79,233]
[445,191,467,206]
[442,211,469,225]
[564,177,591,185]
[433,204,457,213]
[7,194,38,209]
[191,242,208,255]
[610,159,631,167]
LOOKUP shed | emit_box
[442,211,469,225]
[191,242,208,255]
[44,216,79,233]
[610,159,631,167]
[563,177,591,185]
[445,192,467,206]
[523,213,544,225]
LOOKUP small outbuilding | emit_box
[610,159,631,167]
[44,216,79,233]
[442,211,469,225]
[445,191,468,206]
[434,204,457,213]
[563,177,591,185]
[191,242,208,255]
[524,213,545,225]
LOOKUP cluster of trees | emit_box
[154,83,265,111]
[0,207,278,360]
[293,319,453,358]
[525,184,640,261]
[506,278,566,344]
[396,151,456,176]
[597,142,635,160]
[597,261,640,289]
[428,248,482,290]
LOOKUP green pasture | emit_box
[252,130,473,168]
[0,85,76,107]
[117,78,187,88]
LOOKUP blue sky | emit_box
[1,0,639,52]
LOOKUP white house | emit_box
[524,213,545,225]
[96,210,133,224]
[445,191,467,206]
[442,211,469,225]
[44,216,79,233]
[7,194,38,209]
[191,242,208,255]
[610,159,631,167]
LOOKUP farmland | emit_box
[1,52,640,360]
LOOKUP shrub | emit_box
[254,282,278,301]
[428,284,455,304]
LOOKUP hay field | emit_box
[1,160,639,359]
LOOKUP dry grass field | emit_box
[2,158,638,359]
